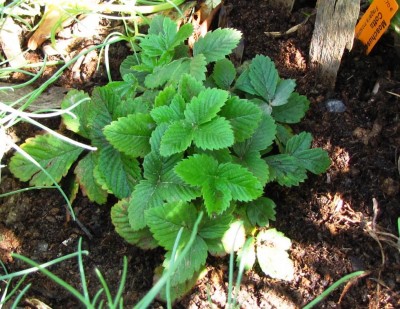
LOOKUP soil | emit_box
[1,1,400,308]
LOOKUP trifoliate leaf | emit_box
[98,145,141,199]
[246,197,276,227]
[222,220,246,252]
[151,94,186,124]
[174,153,218,186]
[218,162,263,201]
[285,133,331,174]
[154,84,176,107]
[103,113,155,158]
[61,89,91,138]
[193,28,242,63]
[220,96,262,142]
[145,55,207,89]
[145,201,198,250]
[264,154,307,187]
[249,55,279,101]
[271,92,310,124]
[163,236,208,286]
[271,79,296,106]
[159,120,194,156]
[184,88,229,125]
[9,134,83,186]
[211,58,236,89]
[178,74,206,102]
[234,68,257,95]
[256,229,294,281]
[111,199,158,249]
[193,117,234,150]
[233,114,277,156]
[74,152,108,204]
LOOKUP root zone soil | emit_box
[1,1,400,308]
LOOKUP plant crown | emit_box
[9,15,330,300]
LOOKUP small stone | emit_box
[37,241,49,252]
[325,99,346,113]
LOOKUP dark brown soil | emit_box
[1,1,400,308]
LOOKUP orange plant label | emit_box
[355,0,399,54]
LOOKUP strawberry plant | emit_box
[9,15,330,300]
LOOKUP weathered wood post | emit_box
[309,0,360,90]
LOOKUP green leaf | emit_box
[199,213,233,239]
[271,79,296,106]
[271,92,310,124]
[233,115,277,156]
[61,89,91,138]
[103,113,155,158]
[129,180,164,231]
[218,162,263,201]
[145,201,198,250]
[74,152,108,204]
[184,88,229,125]
[111,199,158,249]
[178,74,206,102]
[154,84,176,107]
[163,236,208,286]
[193,28,242,63]
[145,55,207,89]
[249,55,279,101]
[174,153,218,186]
[234,68,257,95]
[105,73,138,99]
[98,146,141,199]
[264,154,307,187]
[151,94,186,124]
[9,134,83,186]
[203,180,232,215]
[256,229,294,281]
[211,58,236,89]
[159,121,194,156]
[220,96,262,142]
[246,197,276,227]
[193,117,234,150]
[234,151,270,185]
[285,133,331,174]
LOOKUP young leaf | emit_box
[61,89,91,138]
[154,84,176,107]
[271,92,310,124]
[211,58,236,90]
[9,134,83,186]
[103,113,155,158]
[151,94,186,124]
[163,236,208,287]
[145,201,198,250]
[98,145,141,199]
[249,55,279,102]
[159,120,194,156]
[270,78,296,106]
[74,152,108,204]
[256,229,294,281]
[193,117,234,150]
[184,88,229,125]
[193,28,242,63]
[178,74,206,102]
[220,96,262,142]
[246,197,276,227]
[111,199,158,249]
